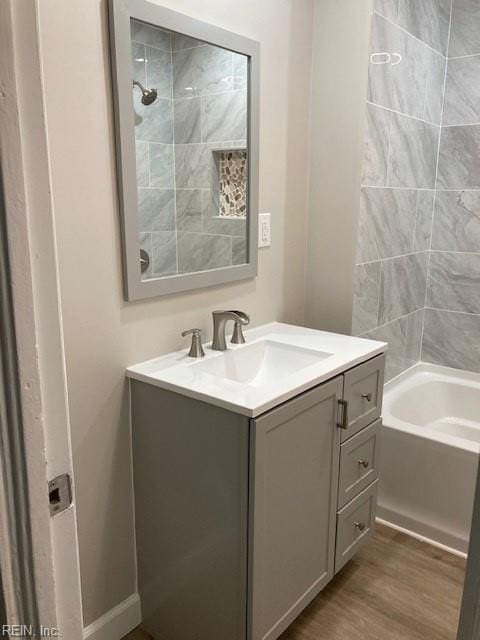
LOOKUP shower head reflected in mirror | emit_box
[133,80,158,105]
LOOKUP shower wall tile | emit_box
[173,97,201,143]
[132,43,146,86]
[363,316,408,381]
[449,0,480,58]
[432,191,480,252]
[374,0,398,21]
[134,97,173,144]
[357,187,417,262]
[149,144,175,189]
[202,90,247,143]
[131,20,172,52]
[201,189,247,236]
[387,114,439,188]
[422,308,480,372]
[378,252,428,324]
[352,262,381,335]
[177,232,232,273]
[413,190,435,251]
[405,308,424,366]
[362,103,391,186]
[437,125,480,189]
[173,45,233,99]
[232,236,247,265]
[427,251,480,314]
[397,0,451,54]
[369,15,445,124]
[443,56,480,126]
[423,50,447,125]
[151,231,177,276]
[176,189,202,231]
[135,141,149,188]
[233,54,248,91]
[138,189,175,232]
[145,46,173,99]
[172,33,204,52]
[174,144,211,189]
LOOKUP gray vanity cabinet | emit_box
[130,353,385,640]
[249,377,342,640]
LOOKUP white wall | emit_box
[305,0,373,335]
[36,0,314,625]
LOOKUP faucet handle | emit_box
[181,328,205,358]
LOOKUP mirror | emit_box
[109,0,260,300]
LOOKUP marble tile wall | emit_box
[131,20,248,278]
[423,0,480,373]
[353,2,449,380]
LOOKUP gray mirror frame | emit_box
[108,0,260,301]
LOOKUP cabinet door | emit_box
[249,377,342,640]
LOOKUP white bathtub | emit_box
[378,362,480,555]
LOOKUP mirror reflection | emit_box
[130,19,249,280]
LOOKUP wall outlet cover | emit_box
[258,213,271,248]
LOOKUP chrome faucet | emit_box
[211,310,250,351]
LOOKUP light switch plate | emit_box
[258,213,271,248]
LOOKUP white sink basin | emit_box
[192,339,332,387]
[126,322,387,417]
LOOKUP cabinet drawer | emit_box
[340,354,385,442]
[335,480,378,574]
[338,419,381,509]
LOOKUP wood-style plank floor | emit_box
[122,524,466,640]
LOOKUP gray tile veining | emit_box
[135,141,149,188]
[173,97,201,143]
[232,236,247,265]
[449,0,480,58]
[134,96,173,144]
[432,190,480,252]
[177,232,232,273]
[149,144,175,189]
[201,189,247,236]
[172,33,204,52]
[368,14,438,124]
[443,56,480,126]
[413,190,435,252]
[358,187,417,262]
[378,252,428,324]
[363,315,408,381]
[397,0,451,55]
[427,251,480,314]
[233,54,248,91]
[352,262,381,335]
[145,46,173,100]
[387,114,439,188]
[405,308,424,366]
[173,45,233,99]
[151,231,177,276]
[363,104,391,186]
[174,144,212,189]
[138,189,175,232]
[437,125,480,190]
[422,308,480,372]
[423,49,446,125]
[374,0,399,21]
[176,189,202,231]
[202,91,247,143]
[131,20,172,52]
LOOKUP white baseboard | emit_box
[83,593,141,640]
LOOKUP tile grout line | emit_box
[373,10,447,58]
[367,101,441,128]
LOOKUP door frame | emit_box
[0,0,83,637]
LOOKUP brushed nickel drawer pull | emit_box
[337,399,348,430]
[361,392,372,402]
[358,459,370,469]
[354,521,366,532]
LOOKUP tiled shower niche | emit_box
[216,149,247,218]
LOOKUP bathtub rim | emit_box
[383,362,480,455]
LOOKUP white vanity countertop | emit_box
[126,322,387,417]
